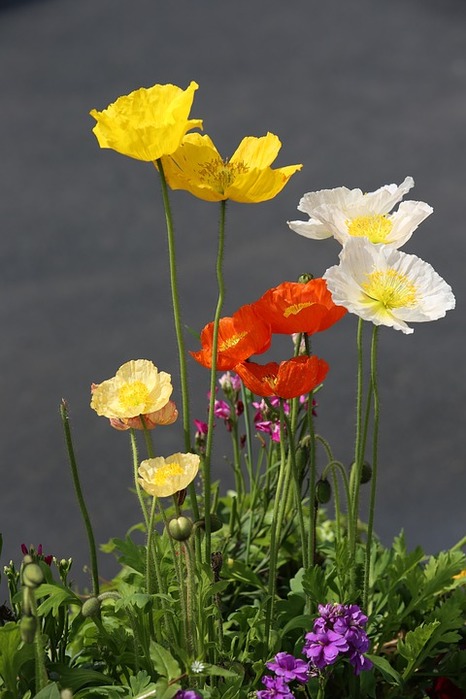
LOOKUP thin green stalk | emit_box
[203,199,227,564]
[349,317,365,557]
[129,429,149,530]
[156,160,199,522]
[60,400,99,596]
[363,326,380,610]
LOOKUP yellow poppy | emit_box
[90,81,202,161]
[160,132,302,203]
[90,359,173,419]
[138,453,200,497]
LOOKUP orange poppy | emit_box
[191,304,271,371]
[252,278,347,335]
[235,355,329,399]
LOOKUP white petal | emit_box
[287,218,332,240]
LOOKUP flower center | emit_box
[198,158,249,194]
[153,462,184,487]
[362,269,417,309]
[347,214,393,243]
[118,381,150,411]
[283,301,314,317]
[219,331,248,352]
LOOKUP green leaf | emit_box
[31,683,61,699]
[35,583,81,617]
[47,663,113,692]
[0,622,35,693]
[366,654,402,685]
[398,621,440,680]
[149,641,181,680]
[200,664,238,678]
[129,670,157,695]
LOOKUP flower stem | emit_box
[60,400,99,596]
[129,429,149,530]
[156,161,199,522]
[363,325,380,610]
[203,200,227,564]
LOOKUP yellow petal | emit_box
[226,164,303,203]
[230,133,282,169]
[90,81,202,161]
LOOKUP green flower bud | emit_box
[167,516,193,541]
[350,460,372,484]
[315,478,332,504]
[20,615,37,643]
[81,597,101,618]
[298,273,314,283]
[194,514,223,533]
[22,563,44,589]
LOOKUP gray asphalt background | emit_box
[1,0,465,590]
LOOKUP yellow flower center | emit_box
[118,381,150,411]
[198,158,249,194]
[362,269,417,309]
[283,302,314,318]
[347,214,393,243]
[219,331,248,352]
[153,462,184,487]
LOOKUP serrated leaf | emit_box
[149,641,181,680]
[129,670,157,695]
[35,583,81,617]
[398,621,440,680]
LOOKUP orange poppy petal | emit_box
[235,355,329,399]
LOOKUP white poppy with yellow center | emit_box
[138,453,200,498]
[288,176,432,248]
[323,238,455,334]
[91,359,173,419]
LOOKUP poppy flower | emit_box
[426,677,465,699]
[160,132,302,203]
[235,355,329,399]
[138,452,200,498]
[191,305,271,370]
[252,278,347,335]
[323,238,455,334]
[288,176,432,248]
[90,81,202,162]
[91,359,173,419]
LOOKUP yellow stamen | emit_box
[219,331,248,351]
[347,214,393,243]
[197,158,249,194]
[283,301,314,318]
[153,462,184,487]
[118,381,150,411]
[362,269,417,309]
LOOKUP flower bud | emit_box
[350,460,372,484]
[194,514,223,533]
[22,563,44,589]
[315,478,332,504]
[298,273,314,283]
[81,596,101,618]
[167,516,193,541]
[20,615,36,643]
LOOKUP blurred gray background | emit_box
[1,0,465,591]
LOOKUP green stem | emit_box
[349,318,365,557]
[203,199,227,564]
[156,159,192,454]
[363,326,380,610]
[130,429,149,530]
[60,400,99,596]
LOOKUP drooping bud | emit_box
[22,563,44,589]
[194,514,223,533]
[167,516,193,541]
[81,597,101,618]
[350,460,372,484]
[315,478,332,504]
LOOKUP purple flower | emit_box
[174,691,202,699]
[256,675,295,699]
[218,371,242,395]
[214,400,231,420]
[303,629,349,669]
[266,652,309,684]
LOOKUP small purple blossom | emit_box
[214,399,231,420]
[303,603,373,676]
[303,629,349,669]
[218,371,242,395]
[266,652,310,684]
[256,675,295,699]
[174,691,203,699]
